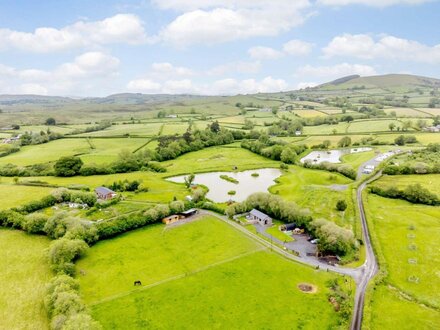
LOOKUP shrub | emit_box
[22,213,49,234]
[54,156,83,177]
[336,200,347,211]
[48,238,89,275]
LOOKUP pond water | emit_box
[300,147,372,164]
[167,168,282,203]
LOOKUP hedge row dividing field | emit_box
[77,216,352,329]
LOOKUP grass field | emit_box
[270,166,354,226]
[0,184,54,209]
[364,193,440,310]
[341,150,377,170]
[0,229,51,330]
[371,174,440,196]
[77,216,351,329]
[366,285,440,330]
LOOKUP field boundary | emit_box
[88,247,266,307]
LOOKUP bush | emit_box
[370,184,439,206]
[22,213,49,234]
[310,219,356,256]
[48,238,89,275]
[336,200,347,211]
[54,156,83,177]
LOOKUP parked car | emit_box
[310,238,320,244]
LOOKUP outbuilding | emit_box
[162,214,181,225]
[179,208,198,218]
[95,187,117,200]
[248,209,272,226]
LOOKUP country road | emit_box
[200,171,382,330]
[350,172,381,330]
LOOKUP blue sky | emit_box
[0,0,439,96]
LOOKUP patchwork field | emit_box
[372,174,440,196]
[364,193,440,328]
[0,229,51,330]
[77,216,351,329]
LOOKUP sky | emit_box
[0,0,439,97]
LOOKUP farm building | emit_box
[247,209,272,226]
[179,209,198,218]
[162,215,181,225]
[95,187,117,200]
[280,223,297,231]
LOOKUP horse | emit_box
[134,280,142,286]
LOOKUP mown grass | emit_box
[79,216,350,329]
[0,229,51,330]
[341,150,377,170]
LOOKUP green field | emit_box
[364,192,440,328]
[0,229,51,330]
[77,216,351,329]
[0,184,54,209]
[270,166,354,226]
[372,174,440,196]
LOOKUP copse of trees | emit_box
[383,144,440,175]
[20,130,63,146]
[303,160,357,180]
[394,135,417,146]
[54,156,83,177]
[370,183,440,206]
[309,219,356,256]
[45,117,56,125]
[241,136,307,164]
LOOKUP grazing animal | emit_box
[134,280,142,286]
[80,269,86,276]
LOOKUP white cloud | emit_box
[157,1,311,47]
[151,62,193,77]
[208,61,261,75]
[126,76,288,95]
[323,33,440,64]
[318,0,433,7]
[283,39,314,56]
[127,79,162,93]
[296,82,318,89]
[0,14,146,53]
[296,63,377,80]
[0,52,120,95]
[248,46,284,60]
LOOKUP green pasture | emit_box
[341,150,377,170]
[78,216,351,329]
[364,194,440,308]
[366,285,440,330]
[76,123,164,137]
[383,107,428,117]
[347,119,404,133]
[0,184,54,209]
[372,174,440,196]
[0,229,51,330]
[293,109,328,118]
[270,166,354,226]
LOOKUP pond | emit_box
[167,168,282,203]
[300,147,372,164]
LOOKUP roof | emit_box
[95,187,116,195]
[181,208,197,215]
[250,209,271,220]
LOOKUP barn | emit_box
[95,187,117,200]
[248,209,272,226]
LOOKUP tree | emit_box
[336,200,347,211]
[337,136,352,148]
[388,123,396,131]
[280,147,297,164]
[45,117,56,125]
[184,174,195,188]
[54,156,83,177]
[394,135,406,146]
[210,121,220,133]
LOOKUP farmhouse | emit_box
[95,187,117,200]
[162,214,181,225]
[248,209,272,226]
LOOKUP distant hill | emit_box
[315,74,440,91]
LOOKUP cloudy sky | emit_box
[0,0,439,96]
